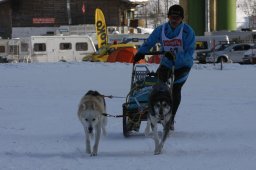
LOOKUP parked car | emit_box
[197,43,231,63]
[206,43,254,63]
[243,45,256,64]
[195,35,230,63]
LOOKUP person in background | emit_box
[133,4,195,130]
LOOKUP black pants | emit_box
[157,65,191,118]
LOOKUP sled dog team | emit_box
[77,83,173,156]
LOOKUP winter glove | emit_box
[133,52,145,63]
[165,51,176,61]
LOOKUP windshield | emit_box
[214,44,230,51]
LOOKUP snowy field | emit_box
[0,62,256,170]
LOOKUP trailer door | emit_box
[46,38,58,62]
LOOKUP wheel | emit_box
[59,59,67,62]
[122,105,130,137]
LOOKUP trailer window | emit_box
[76,42,88,51]
[34,43,46,52]
[0,46,5,53]
[9,45,19,55]
[60,43,72,50]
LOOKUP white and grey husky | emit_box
[77,90,107,156]
[144,83,173,155]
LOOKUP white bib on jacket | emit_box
[161,23,184,56]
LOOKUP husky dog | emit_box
[144,83,173,155]
[77,90,107,156]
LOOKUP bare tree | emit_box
[237,0,256,28]
[237,0,256,16]
[148,0,163,27]
[135,0,178,28]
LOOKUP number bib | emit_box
[161,23,184,56]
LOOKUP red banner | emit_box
[32,18,55,24]
[82,2,85,14]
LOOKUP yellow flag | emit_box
[95,8,108,48]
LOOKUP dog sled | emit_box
[122,52,175,137]
[122,64,157,137]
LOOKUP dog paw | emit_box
[154,149,161,155]
[90,152,97,156]
[154,145,163,155]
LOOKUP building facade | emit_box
[0,0,147,38]
[0,1,12,38]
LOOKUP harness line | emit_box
[101,113,123,118]
[102,95,126,99]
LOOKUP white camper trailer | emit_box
[30,35,96,62]
[6,38,31,62]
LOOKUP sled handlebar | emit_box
[143,51,176,61]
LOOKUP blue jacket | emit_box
[138,22,195,69]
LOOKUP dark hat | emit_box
[168,4,184,18]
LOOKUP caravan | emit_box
[30,35,96,62]
[6,35,96,63]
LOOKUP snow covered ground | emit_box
[0,62,256,170]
